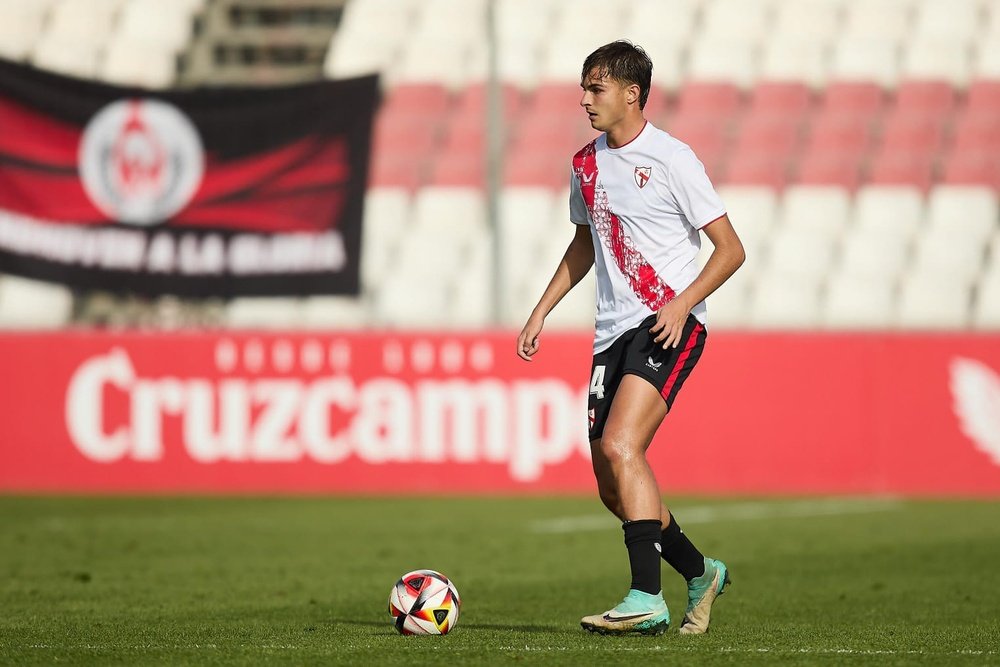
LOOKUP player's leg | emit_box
[595,374,669,520]
[670,510,730,635]
[581,374,671,635]
[633,314,729,635]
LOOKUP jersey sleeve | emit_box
[568,168,589,226]
[666,147,727,230]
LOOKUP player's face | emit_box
[580,69,629,132]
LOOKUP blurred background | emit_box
[0,0,998,498]
[0,0,997,332]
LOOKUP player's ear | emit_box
[626,83,641,106]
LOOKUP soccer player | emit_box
[516,41,745,635]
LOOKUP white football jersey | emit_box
[569,121,726,353]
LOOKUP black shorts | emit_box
[588,313,707,440]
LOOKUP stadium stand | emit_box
[0,0,998,331]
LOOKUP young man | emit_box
[516,41,746,635]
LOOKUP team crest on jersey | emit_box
[634,166,652,189]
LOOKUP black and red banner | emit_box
[0,58,377,296]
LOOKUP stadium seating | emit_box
[822,275,896,330]
[0,276,74,329]
[1,0,1000,331]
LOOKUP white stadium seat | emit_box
[822,274,896,329]
[418,0,487,40]
[623,0,698,50]
[394,37,476,88]
[706,279,751,329]
[759,39,830,88]
[700,0,774,47]
[324,0,415,79]
[394,228,473,282]
[360,188,410,294]
[551,0,625,39]
[300,296,369,329]
[771,1,842,46]
[911,0,980,42]
[900,37,972,86]
[226,297,303,329]
[116,0,199,53]
[686,40,759,88]
[976,40,1000,79]
[926,186,999,242]
[448,250,493,328]
[895,273,972,329]
[988,0,1000,35]
[414,0,486,27]
[0,275,73,329]
[335,0,416,45]
[497,0,555,46]
[364,188,411,236]
[372,270,450,328]
[837,232,910,281]
[32,34,102,79]
[852,186,925,241]
[766,228,837,281]
[749,272,823,329]
[45,0,122,46]
[0,2,49,60]
[830,37,900,87]
[101,38,178,88]
[910,230,987,284]
[495,41,544,89]
[843,1,915,44]
[499,187,554,277]
[780,186,851,239]
[412,187,486,239]
[324,33,398,80]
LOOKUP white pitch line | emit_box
[529,497,903,534]
[19,644,993,656]
[494,646,993,656]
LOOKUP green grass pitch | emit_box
[1,495,999,666]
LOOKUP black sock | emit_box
[660,512,706,581]
[623,519,662,595]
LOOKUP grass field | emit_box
[1,495,999,666]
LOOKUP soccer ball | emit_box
[388,569,461,635]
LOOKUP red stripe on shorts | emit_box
[660,322,704,401]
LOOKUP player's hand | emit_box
[516,315,543,361]
[650,298,690,349]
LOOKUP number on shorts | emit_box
[589,365,606,400]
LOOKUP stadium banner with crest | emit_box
[0,58,376,296]
[1,331,999,496]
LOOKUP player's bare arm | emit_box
[516,224,595,361]
[651,214,745,348]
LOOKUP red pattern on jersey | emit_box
[573,140,675,311]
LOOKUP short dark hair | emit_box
[581,40,653,110]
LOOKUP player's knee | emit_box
[597,433,639,467]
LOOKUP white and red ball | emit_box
[388,569,461,635]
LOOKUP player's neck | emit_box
[605,115,647,149]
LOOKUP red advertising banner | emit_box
[1,331,998,496]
